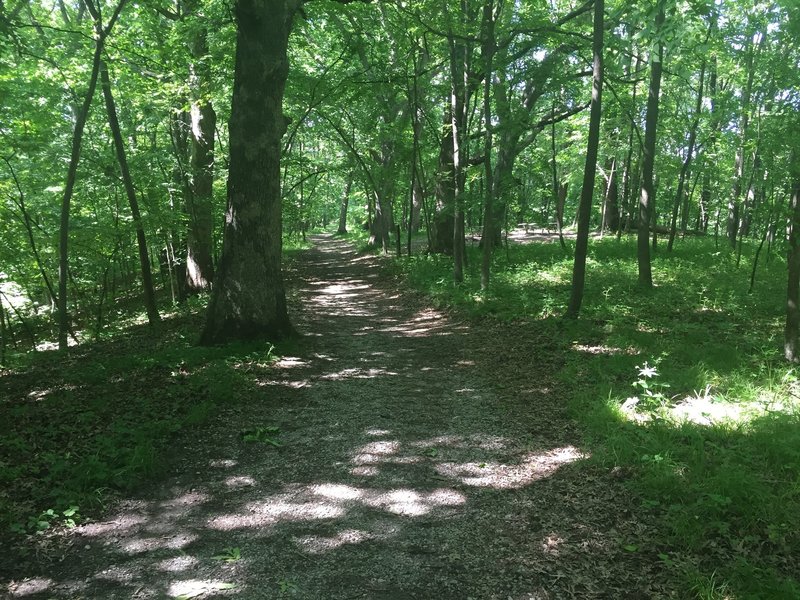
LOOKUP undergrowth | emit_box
[0,302,284,547]
[397,234,800,599]
[0,258,302,563]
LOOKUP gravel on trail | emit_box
[4,234,673,599]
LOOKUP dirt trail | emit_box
[6,235,669,599]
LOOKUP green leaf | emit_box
[212,547,241,562]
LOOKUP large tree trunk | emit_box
[566,0,603,318]
[185,21,217,293]
[637,0,664,289]
[368,189,391,253]
[200,0,296,344]
[100,60,160,325]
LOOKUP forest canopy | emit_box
[0,0,798,353]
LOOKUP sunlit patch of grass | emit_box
[577,355,800,597]
[400,234,798,596]
[283,236,313,253]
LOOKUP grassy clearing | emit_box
[397,234,800,598]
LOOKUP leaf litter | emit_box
[3,234,677,599]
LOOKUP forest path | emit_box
[8,234,667,599]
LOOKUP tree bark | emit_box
[100,60,160,325]
[699,6,718,234]
[200,0,296,344]
[337,171,352,234]
[727,28,762,246]
[566,0,603,318]
[185,19,217,293]
[601,156,619,233]
[449,26,469,283]
[479,0,496,291]
[637,0,664,289]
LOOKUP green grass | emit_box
[0,305,286,541]
[0,246,304,545]
[397,234,800,599]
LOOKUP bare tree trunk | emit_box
[431,104,455,255]
[566,0,603,318]
[337,171,352,234]
[409,43,427,236]
[479,0,496,291]
[637,0,664,289]
[619,54,640,238]
[667,58,706,252]
[100,60,160,325]
[551,115,568,250]
[601,156,619,233]
[727,29,763,247]
[450,31,468,283]
[185,23,217,293]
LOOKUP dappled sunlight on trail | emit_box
[6,234,661,600]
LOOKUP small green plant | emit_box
[18,505,81,533]
[241,425,281,446]
[628,359,671,412]
[212,547,241,562]
[278,579,299,595]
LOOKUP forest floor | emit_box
[4,234,676,599]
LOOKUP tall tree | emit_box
[566,0,603,318]
[636,0,665,289]
[726,24,761,247]
[667,55,706,252]
[184,0,217,293]
[200,0,298,343]
[449,5,469,284]
[57,0,126,351]
[479,0,496,291]
[698,3,719,232]
[99,60,160,325]
[201,0,363,343]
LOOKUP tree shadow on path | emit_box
[5,234,672,599]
